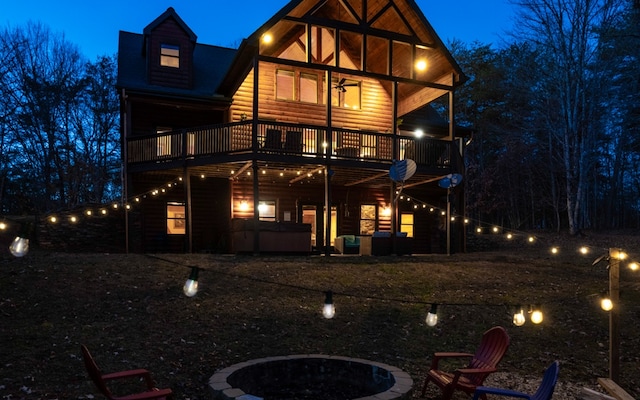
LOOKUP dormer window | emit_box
[160,44,180,68]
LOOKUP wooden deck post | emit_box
[608,248,620,382]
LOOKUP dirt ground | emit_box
[1,230,639,399]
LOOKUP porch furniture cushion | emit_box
[334,235,360,254]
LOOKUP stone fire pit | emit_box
[208,354,413,400]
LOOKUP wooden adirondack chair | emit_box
[472,361,560,400]
[421,326,510,400]
[80,345,173,400]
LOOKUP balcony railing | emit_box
[126,120,460,170]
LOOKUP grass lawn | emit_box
[1,231,639,399]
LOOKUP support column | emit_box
[609,248,621,382]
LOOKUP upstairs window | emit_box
[160,44,180,68]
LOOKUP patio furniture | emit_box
[421,326,510,400]
[472,361,560,400]
[80,344,173,400]
[334,235,360,254]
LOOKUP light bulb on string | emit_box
[600,296,613,311]
[425,303,438,327]
[323,291,335,319]
[183,267,200,297]
[529,305,543,324]
[9,222,30,257]
[512,306,526,327]
[9,236,29,257]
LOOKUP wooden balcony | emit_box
[126,120,461,173]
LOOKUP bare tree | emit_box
[510,0,624,234]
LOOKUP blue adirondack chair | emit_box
[472,361,560,400]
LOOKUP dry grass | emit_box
[1,231,639,399]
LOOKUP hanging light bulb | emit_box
[323,291,335,319]
[529,305,543,324]
[9,236,29,257]
[425,304,438,327]
[9,222,30,257]
[600,296,613,311]
[512,306,526,327]
[183,267,200,297]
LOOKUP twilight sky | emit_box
[3,0,516,60]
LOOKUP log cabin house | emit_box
[117,0,467,255]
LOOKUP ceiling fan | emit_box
[333,78,358,92]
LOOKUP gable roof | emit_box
[143,6,197,42]
[116,30,236,101]
[218,0,466,99]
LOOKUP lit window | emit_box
[400,213,414,237]
[276,70,295,100]
[300,73,318,103]
[160,44,180,68]
[360,204,376,235]
[330,78,360,109]
[167,202,185,234]
[259,200,276,221]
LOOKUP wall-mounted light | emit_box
[239,200,250,212]
[323,291,335,319]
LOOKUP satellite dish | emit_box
[389,159,416,183]
[438,173,463,189]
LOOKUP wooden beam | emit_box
[402,175,448,189]
[597,378,635,400]
[345,172,388,187]
[289,166,325,184]
[231,161,253,180]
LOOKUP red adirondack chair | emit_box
[421,326,510,400]
[80,345,173,400]
[472,361,560,400]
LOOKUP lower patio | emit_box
[2,231,638,399]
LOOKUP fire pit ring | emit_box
[208,354,413,400]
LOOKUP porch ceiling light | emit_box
[262,32,273,44]
[414,129,424,138]
[415,59,427,71]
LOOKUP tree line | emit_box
[449,0,640,234]
[1,0,638,235]
[0,22,119,215]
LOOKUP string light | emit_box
[323,291,335,319]
[530,305,544,324]
[512,306,526,327]
[425,304,438,327]
[183,267,200,297]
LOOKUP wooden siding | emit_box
[130,174,231,253]
[230,62,394,133]
[147,18,194,89]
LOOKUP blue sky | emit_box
[3,0,515,60]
